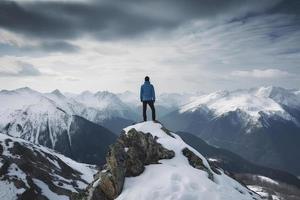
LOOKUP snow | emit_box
[75,90,129,111]
[0,132,97,190]
[52,180,77,193]
[54,153,96,184]
[118,121,260,200]
[247,185,269,198]
[0,180,24,200]
[247,185,281,200]
[256,87,300,108]
[35,141,97,186]
[33,178,69,200]
[0,88,75,147]
[257,175,279,185]
[180,87,298,123]
[208,158,219,162]
[7,163,30,188]
[0,87,135,144]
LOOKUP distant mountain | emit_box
[116,91,139,109]
[0,87,137,134]
[177,131,300,199]
[0,133,97,200]
[117,91,198,118]
[74,90,137,121]
[0,87,117,165]
[73,90,137,133]
[162,86,300,175]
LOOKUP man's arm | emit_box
[152,85,156,101]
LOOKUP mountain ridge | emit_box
[0,133,97,200]
[162,86,300,175]
[86,121,262,200]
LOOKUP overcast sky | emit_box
[0,0,299,94]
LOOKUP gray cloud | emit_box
[0,0,299,93]
[18,63,41,76]
[37,41,80,53]
[0,62,41,77]
[0,40,80,56]
[230,69,293,79]
[0,0,287,40]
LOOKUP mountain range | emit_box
[0,87,300,200]
[162,86,300,175]
[1,86,300,199]
[0,87,117,165]
[1,86,300,174]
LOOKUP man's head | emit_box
[145,76,150,82]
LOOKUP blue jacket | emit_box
[140,81,155,102]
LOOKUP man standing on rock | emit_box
[140,76,156,121]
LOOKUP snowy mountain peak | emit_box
[88,122,261,200]
[74,90,131,114]
[257,86,300,108]
[95,90,119,100]
[180,86,299,124]
[80,90,94,96]
[50,89,65,98]
[15,87,39,95]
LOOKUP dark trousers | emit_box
[142,101,156,121]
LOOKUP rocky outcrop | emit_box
[87,128,175,200]
[182,147,214,180]
[0,134,97,200]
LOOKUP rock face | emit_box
[182,147,214,180]
[87,128,175,200]
[178,131,300,200]
[0,133,97,200]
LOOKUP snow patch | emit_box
[248,185,269,198]
[7,163,29,188]
[33,178,69,200]
[257,175,279,185]
[0,180,24,200]
[208,158,219,162]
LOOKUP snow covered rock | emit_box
[0,133,97,200]
[87,122,261,200]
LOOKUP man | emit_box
[140,76,156,121]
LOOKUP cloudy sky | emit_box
[0,0,299,94]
